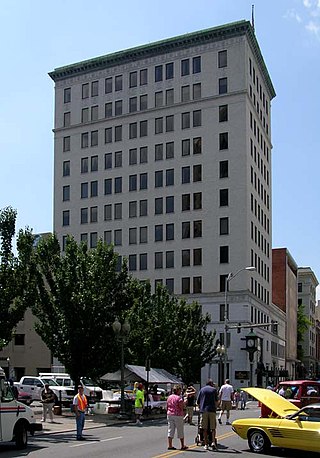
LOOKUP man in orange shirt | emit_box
[73,385,88,440]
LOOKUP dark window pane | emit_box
[219,132,228,150]
[219,160,228,178]
[219,105,228,122]
[220,245,229,263]
[166,62,174,79]
[181,59,189,76]
[193,56,201,73]
[220,217,229,235]
[220,189,229,206]
[219,77,228,94]
[182,194,190,211]
[218,50,227,68]
[155,65,163,82]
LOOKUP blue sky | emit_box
[0,0,319,296]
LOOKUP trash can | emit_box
[53,405,62,415]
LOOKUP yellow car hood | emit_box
[243,387,299,418]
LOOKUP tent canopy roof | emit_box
[101,364,182,384]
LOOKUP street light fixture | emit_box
[6,357,10,380]
[112,317,130,417]
[223,266,256,381]
[216,344,225,387]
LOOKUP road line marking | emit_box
[70,435,122,448]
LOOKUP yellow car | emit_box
[232,387,320,454]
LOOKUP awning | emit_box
[101,364,182,384]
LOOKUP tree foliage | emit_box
[0,207,35,350]
[32,235,136,386]
[297,302,311,360]
[126,282,216,383]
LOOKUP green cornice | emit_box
[49,20,275,99]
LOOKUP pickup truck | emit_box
[15,376,74,407]
[0,368,42,448]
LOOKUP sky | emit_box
[0,0,319,297]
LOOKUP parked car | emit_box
[275,380,320,407]
[15,376,74,407]
[232,387,320,454]
[17,390,33,406]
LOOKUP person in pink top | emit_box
[166,385,188,450]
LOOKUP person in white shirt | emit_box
[218,379,234,425]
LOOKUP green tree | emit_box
[127,282,216,383]
[32,234,135,387]
[297,302,311,360]
[0,207,35,350]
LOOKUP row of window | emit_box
[251,222,270,258]
[249,57,269,115]
[63,51,229,103]
[251,167,270,209]
[251,249,270,282]
[251,194,270,234]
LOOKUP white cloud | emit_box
[303,0,312,7]
[306,20,320,36]
[285,9,302,22]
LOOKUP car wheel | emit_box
[15,422,28,449]
[248,429,271,454]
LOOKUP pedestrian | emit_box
[73,384,88,440]
[166,385,188,451]
[218,378,234,425]
[240,390,248,410]
[234,389,240,409]
[135,383,144,425]
[41,383,55,423]
[196,379,219,451]
[184,383,197,425]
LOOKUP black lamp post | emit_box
[216,344,225,387]
[6,357,10,380]
[112,317,130,417]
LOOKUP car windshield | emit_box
[41,378,59,386]
[82,377,95,386]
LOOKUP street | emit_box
[1,405,319,458]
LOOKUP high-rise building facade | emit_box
[50,20,278,385]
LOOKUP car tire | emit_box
[15,422,28,449]
[248,429,271,454]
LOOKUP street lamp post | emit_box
[6,357,10,380]
[112,317,131,417]
[216,344,225,387]
[223,266,256,382]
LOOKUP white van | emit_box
[0,367,42,448]
[39,372,103,402]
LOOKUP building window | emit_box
[103,231,111,244]
[182,166,190,184]
[166,169,174,186]
[218,50,227,68]
[193,220,202,238]
[115,75,123,91]
[139,253,148,270]
[104,204,112,221]
[219,160,228,178]
[193,137,202,154]
[155,143,163,161]
[155,91,163,107]
[90,130,98,147]
[91,155,98,172]
[128,148,137,165]
[91,105,98,121]
[63,160,70,176]
[63,112,70,127]
[140,68,148,85]
[114,177,122,193]
[182,193,190,211]
[114,229,122,246]
[193,276,202,293]
[81,182,88,199]
[129,174,137,191]
[220,217,229,235]
[219,77,228,94]
[166,196,174,213]
[129,71,137,88]
[139,199,148,216]
[140,94,148,111]
[129,254,137,271]
[166,223,174,240]
[129,227,137,245]
[105,102,112,118]
[139,226,148,244]
[90,180,98,197]
[166,142,174,159]
[104,178,112,195]
[91,81,99,97]
[115,125,122,142]
[112,101,121,117]
[193,164,202,182]
[181,59,189,76]
[63,136,70,152]
[193,56,201,73]
[81,157,88,173]
[62,210,70,226]
[90,232,98,248]
[166,62,174,79]
[155,117,163,134]
[155,224,163,242]
[219,105,228,122]
[219,132,228,150]
[182,221,190,239]
[129,96,137,113]
[182,139,190,157]
[14,334,25,346]
[140,146,148,163]
[166,251,174,268]
[155,252,163,269]
[104,153,112,169]
[193,83,201,100]
[114,203,122,220]
[182,112,190,130]
[155,170,163,188]
[140,120,148,137]
[193,192,202,210]
[82,83,89,99]
[298,282,302,293]
[193,248,202,266]
[155,65,163,82]
[81,208,88,224]
[220,189,229,206]
[220,245,229,263]
[182,277,190,294]
[105,128,112,144]
[64,87,71,103]
[63,185,70,201]
[114,151,122,168]
[166,115,174,132]
[166,278,174,294]
[155,197,163,214]
[129,122,137,139]
[105,77,112,93]
[181,85,190,102]
[182,249,190,267]
[193,110,201,127]
[140,173,148,190]
[129,201,137,218]
[166,88,174,106]
[90,206,98,223]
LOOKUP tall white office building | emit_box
[50,20,280,385]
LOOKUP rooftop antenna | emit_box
[251,4,255,32]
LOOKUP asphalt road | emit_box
[0,406,319,458]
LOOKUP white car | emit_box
[15,376,73,407]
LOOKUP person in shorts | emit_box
[134,383,144,425]
[196,379,219,450]
[218,378,234,425]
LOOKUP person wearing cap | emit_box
[73,385,88,440]
[184,383,197,425]
[134,383,145,425]
[197,379,219,450]
[41,383,55,423]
